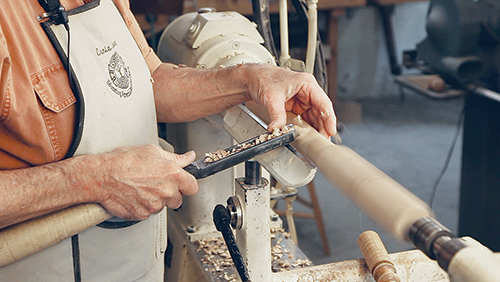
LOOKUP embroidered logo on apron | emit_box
[107,52,133,97]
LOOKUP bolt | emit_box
[187,225,197,233]
[271,214,279,222]
[188,23,197,34]
[187,22,200,38]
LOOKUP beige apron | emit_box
[0,0,166,280]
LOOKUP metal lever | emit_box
[213,204,251,282]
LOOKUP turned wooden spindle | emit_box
[358,230,401,282]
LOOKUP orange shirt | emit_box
[0,0,161,169]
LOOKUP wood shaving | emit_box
[271,227,312,272]
[195,225,312,280]
[203,126,293,163]
[195,238,237,281]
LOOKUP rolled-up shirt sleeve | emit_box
[114,0,162,74]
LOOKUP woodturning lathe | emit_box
[1,2,499,281]
[244,102,500,282]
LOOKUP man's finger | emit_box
[265,98,287,132]
[321,109,338,138]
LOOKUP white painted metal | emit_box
[305,0,318,74]
[448,237,500,282]
[235,177,272,281]
[158,11,279,281]
[157,11,275,68]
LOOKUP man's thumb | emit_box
[161,150,196,167]
[178,151,196,167]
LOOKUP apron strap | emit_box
[38,4,81,280]
[38,0,60,13]
[38,0,70,28]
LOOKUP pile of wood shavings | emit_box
[271,227,313,272]
[203,126,293,163]
[194,226,312,281]
[195,237,238,282]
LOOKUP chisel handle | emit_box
[0,203,111,267]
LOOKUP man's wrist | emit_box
[60,154,104,205]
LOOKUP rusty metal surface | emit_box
[272,249,450,282]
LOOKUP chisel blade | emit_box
[223,104,316,187]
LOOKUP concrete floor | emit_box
[286,93,465,265]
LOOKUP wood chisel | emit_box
[184,125,296,179]
[224,104,317,187]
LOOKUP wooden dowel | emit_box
[358,230,401,282]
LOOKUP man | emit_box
[0,0,336,280]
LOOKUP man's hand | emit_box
[84,145,198,220]
[244,64,337,138]
[153,62,337,138]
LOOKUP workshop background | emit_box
[277,1,464,264]
[135,0,466,265]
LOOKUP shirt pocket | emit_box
[31,62,76,113]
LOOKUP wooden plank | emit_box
[130,0,183,14]
[189,0,366,14]
[369,0,427,6]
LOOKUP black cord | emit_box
[428,103,465,208]
[66,27,71,86]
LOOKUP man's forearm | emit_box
[153,61,337,137]
[0,155,97,229]
[0,144,199,230]
[152,63,252,123]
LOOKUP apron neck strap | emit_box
[38,0,69,27]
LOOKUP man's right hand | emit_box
[79,144,198,220]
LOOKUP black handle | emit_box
[184,127,295,179]
[213,205,251,282]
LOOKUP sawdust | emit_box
[194,226,312,281]
[195,237,237,282]
[271,227,313,272]
[203,126,293,163]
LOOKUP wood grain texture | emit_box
[0,203,111,267]
[358,230,401,282]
